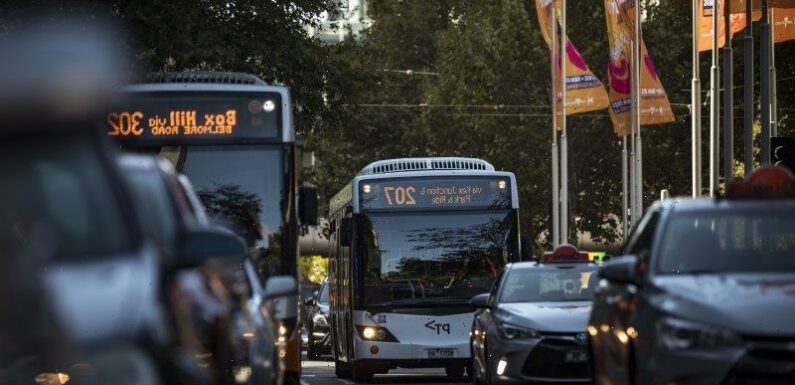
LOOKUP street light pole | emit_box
[709,0,721,196]
[723,1,734,183]
[692,0,703,197]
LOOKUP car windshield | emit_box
[318,282,329,304]
[657,209,795,274]
[359,210,516,306]
[0,135,131,260]
[499,266,598,303]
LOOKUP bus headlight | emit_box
[356,325,399,342]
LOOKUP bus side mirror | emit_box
[299,186,319,226]
[520,235,533,262]
[340,218,352,247]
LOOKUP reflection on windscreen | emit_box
[658,211,795,274]
[178,145,285,276]
[500,267,597,303]
[360,211,515,305]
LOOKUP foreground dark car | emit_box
[589,168,795,385]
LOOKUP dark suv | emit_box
[589,167,795,385]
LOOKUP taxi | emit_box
[470,245,600,384]
[589,167,795,385]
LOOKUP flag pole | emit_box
[560,0,569,244]
[760,0,771,164]
[551,2,560,247]
[723,0,734,183]
[743,0,754,175]
[770,7,778,138]
[622,135,628,239]
[692,0,703,197]
[709,0,721,196]
[634,0,643,218]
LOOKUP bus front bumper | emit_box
[355,339,470,362]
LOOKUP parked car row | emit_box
[1,28,298,385]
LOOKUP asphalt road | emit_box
[301,359,470,385]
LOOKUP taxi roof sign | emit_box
[541,244,590,264]
[726,166,795,199]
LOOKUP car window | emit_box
[125,169,179,259]
[1,135,131,260]
[499,266,598,303]
[625,210,660,257]
[318,282,329,303]
[657,208,795,274]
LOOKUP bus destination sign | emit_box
[105,94,281,143]
[360,177,511,211]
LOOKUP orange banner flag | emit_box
[730,0,795,13]
[535,0,609,123]
[773,8,795,42]
[604,0,675,136]
[698,0,761,52]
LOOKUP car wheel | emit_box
[334,357,351,379]
[351,362,374,382]
[307,336,319,360]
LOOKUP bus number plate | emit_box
[426,348,455,359]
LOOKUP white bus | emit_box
[327,157,522,381]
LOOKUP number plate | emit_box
[426,348,455,359]
[564,349,588,363]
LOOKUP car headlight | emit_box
[497,322,539,340]
[313,313,328,327]
[657,317,743,350]
[355,325,400,342]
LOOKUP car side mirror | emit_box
[180,228,246,268]
[598,255,639,284]
[304,297,316,307]
[520,235,533,262]
[340,217,352,247]
[264,275,298,301]
[299,186,319,226]
[471,293,491,309]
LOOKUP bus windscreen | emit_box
[105,93,282,143]
[360,176,511,211]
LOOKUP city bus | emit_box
[103,71,316,385]
[327,157,521,381]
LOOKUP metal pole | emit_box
[622,136,628,239]
[743,0,754,175]
[709,0,721,196]
[693,0,703,197]
[634,0,643,217]
[770,8,778,138]
[560,0,569,244]
[551,4,560,247]
[723,0,734,183]
[760,0,771,165]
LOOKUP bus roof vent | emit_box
[359,157,494,175]
[143,71,266,85]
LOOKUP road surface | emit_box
[301,359,470,385]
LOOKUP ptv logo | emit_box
[425,320,451,335]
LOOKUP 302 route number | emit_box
[383,186,416,205]
[107,111,144,136]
